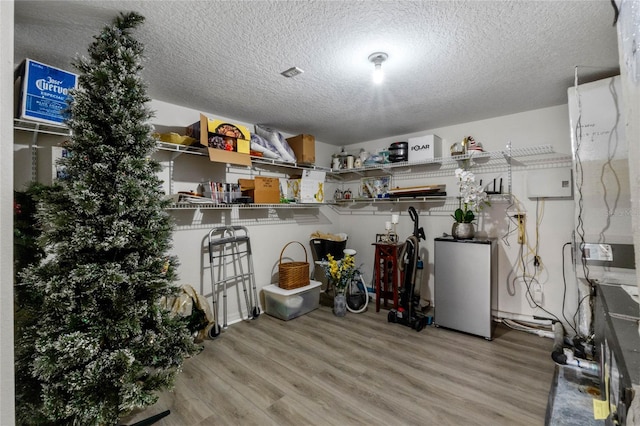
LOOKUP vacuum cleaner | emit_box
[387,206,430,331]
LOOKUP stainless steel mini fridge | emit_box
[434,237,497,340]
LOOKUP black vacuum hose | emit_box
[551,321,567,364]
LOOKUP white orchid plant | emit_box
[453,168,490,223]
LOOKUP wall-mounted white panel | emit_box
[526,167,572,198]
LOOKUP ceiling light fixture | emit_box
[368,52,388,84]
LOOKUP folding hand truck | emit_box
[207,226,261,338]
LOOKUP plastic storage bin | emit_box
[263,280,321,320]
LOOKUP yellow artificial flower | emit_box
[325,253,356,294]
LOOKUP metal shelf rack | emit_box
[165,202,332,210]
[330,144,572,180]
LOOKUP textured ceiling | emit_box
[14,0,620,145]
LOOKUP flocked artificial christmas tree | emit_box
[15,12,201,425]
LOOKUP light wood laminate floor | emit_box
[122,306,555,425]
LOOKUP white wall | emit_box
[153,101,580,333]
[1,1,16,424]
[335,105,579,332]
[148,101,344,325]
[616,4,640,316]
[13,98,581,334]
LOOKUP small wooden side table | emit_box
[372,242,403,312]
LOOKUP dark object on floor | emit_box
[123,410,171,426]
[387,206,429,331]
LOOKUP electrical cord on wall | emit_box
[573,66,621,291]
[573,67,592,287]
[504,194,574,328]
[533,199,544,269]
[504,194,542,263]
[501,208,515,247]
[571,66,621,340]
[561,242,579,336]
[503,194,529,247]
[502,192,526,247]
[610,0,619,25]
[514,239,562,324]
[597,78,622,245]
[505,195,532,300]
[518,243,539,308]
[504,197,525,297]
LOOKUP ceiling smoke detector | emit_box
[281,66,304,78]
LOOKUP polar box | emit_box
[408,134,442,163]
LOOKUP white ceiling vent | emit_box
[280,66,304,78]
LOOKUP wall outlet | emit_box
[518,229,525,245]
[533,287,543,305]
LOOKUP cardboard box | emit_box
[236,138,250,154]
[262,281,321,321]
[192,114,251,166]
[206,117,251,154]
[408,134,442,163]
[207,118,250,141]
[15,58,78,125]
[289,170,325,203]
[238,178,254,192]
[286,134,315,164]
[238,176,280,204]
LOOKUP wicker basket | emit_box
[278,241,310,290]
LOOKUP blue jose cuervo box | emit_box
[16,58,78,125]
